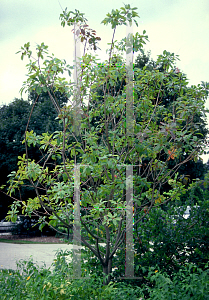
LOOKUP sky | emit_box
[0,0,209,160]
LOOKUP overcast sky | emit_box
[0,0,209,161]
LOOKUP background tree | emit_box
[134,51,208,203]
[3,4,208,286]
[0,91,68,220]
[0,99,31,219]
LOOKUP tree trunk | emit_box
[102,258,112,285]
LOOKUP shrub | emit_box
[0,251,143,299]
[1,249,208,299]
[109,199,209,283]
[145,264,209,299]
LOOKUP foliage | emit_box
[0,254,143,299]
[0,253,208,299]
[134,51,208,195]
[0,99,31,220]
[0,92,68,220]
[144,264,209,299]
[111,198,209,282]
[4,4,209,285]
[0,99,30,176]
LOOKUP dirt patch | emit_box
[0,234,67,243]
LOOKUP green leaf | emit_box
[63,173,68,182]
[39,222,46,231]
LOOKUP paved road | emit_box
[0,242,83,271]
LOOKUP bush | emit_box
[110,200,209,283]
[1,251,208,299]
[0,250,143,299]
[145,264,209,299]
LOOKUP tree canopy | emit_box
[0,91,68,220]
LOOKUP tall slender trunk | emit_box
[102,258,112,285]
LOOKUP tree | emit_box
[0,99,31,219]
[27,89,68,134]
[134,51,208,202]
[0,91,68,220]
[88,50,208,210]
[3,4,208,285]
[90,50,208,190]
